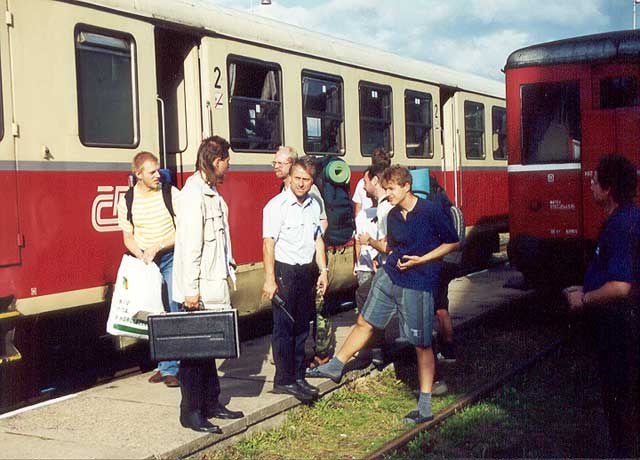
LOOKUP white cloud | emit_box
[467,0,609,27]
[199,0,619,80]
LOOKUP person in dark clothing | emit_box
[565,154,640,457]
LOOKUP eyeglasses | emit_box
[271,160,292,167]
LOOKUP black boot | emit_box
[180,410,222,433]
[179,360,222,433]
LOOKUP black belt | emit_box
[275,260,315,270]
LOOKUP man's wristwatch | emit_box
[320,267,329,272]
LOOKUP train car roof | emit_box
[70,0,504,99]
[505,29,640,70]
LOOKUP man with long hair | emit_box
[172,136,244,432]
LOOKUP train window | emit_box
[464,101,485,159]
[359,82,392,156]
[228,57,282,152]
[600,76,639,109]
[75,30,137,147]
[491,107,507,160]
[521,81,581,164]
[301,71,344,155]
[405,90,433,158]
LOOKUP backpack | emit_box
[314,157,355,246]
[427,178,465,264]
[125,182,176,229]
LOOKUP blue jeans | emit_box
[156,250,180,377]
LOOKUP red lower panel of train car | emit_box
[438,168,508,227]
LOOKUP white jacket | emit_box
[172,172,235,308]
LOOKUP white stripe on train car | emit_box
[507,163,581,173]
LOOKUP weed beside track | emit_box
[193,297,602,460]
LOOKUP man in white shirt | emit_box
[272,146,334,368]
[263,157,329,402]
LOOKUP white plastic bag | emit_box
[107,254,165,339]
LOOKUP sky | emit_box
[203,0,635,82]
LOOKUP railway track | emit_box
[365,336,566,460]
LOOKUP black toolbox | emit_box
[148,310,240,361]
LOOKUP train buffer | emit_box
[0,264,535,459]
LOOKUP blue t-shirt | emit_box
[384,197,459,292]
[583,203,640,293]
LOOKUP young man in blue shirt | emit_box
[565,154,640,457]
[309,165,459,424]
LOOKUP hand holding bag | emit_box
[106,254,165,339]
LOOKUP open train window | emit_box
[521,81,581,164]
[492,106,507,160]
[75,28,138,147]
[405,90,433,158]
[359,82,392,156]
[228,56,282,152]
[464,101,485,159]
[600,76,638,109]
[301,71,344,155]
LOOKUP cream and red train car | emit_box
[0,0,505,410]
[506,30,640,289]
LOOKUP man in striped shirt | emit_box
[117,152,180,387]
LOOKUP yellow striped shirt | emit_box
[117,186,178,250]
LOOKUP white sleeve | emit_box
[352,178,365,204]
[262,198,281,239]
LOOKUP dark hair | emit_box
[382,165,412,188]
[366,161,387,180]
[371,148,391,168]
[290,156,316,177]
[596,154,637,205]
[197,136,230,184]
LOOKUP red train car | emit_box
[506,30,640,288]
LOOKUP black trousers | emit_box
[178,358,220,415]
[272,261,316,385]
[593,303,640,457]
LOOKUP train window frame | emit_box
[599,75,639,109]
[358,81,393,157]
[404,90,433,158]
[491,106,507,160]
[520,80,581,165]
[227,54,283,153]
[74,25,140,148]
[464,100,485,160]
[300,70,345,156]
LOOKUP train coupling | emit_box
[0,295,21,365]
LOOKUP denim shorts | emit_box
[361,268,434,347]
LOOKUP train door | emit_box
[440,89,456,203]
[442,91,461,207]
[198,37,224,142]
[154,28,202,185]
[0,7,18,267]
[582,63,640,241]
[510,79,583,241]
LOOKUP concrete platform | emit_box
[0,264,532,460]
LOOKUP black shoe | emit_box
[273,383,314,402]
[296,379,319,396]
[180,411,223,433]
[204,403,244,420]
[436,343,457,363]
[371,348,385,370]
[402,410,433,425]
